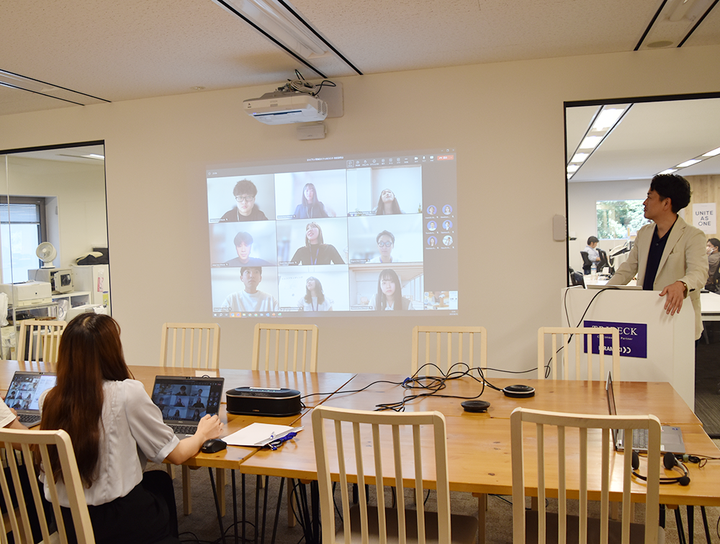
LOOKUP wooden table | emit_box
[4,361,719,542]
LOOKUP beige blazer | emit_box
[607,216,708,339]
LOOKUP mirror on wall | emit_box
[565,93,720,437]
[0,142,110,358]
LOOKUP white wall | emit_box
[1,45,720,375]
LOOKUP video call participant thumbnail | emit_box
[368,230,395,263]
[374,189,402,215]
[222,267,279,312]
[225,232,271,266]
[294,183,330,219]
[372,269,413,311]
[298,276,333,311]
[290,222,345,265]
[219,179,268,222]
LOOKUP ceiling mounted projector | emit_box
[36,242,57,268]
[243,91,328,125]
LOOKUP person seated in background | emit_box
[372,269,413,311]
[298,277,333,311]
[368,230,395,263]
[222,267,279,312]
[220,179,268,222]
[40,314,223,543]
[225,232,270,266]
[706,238,720,292]
[373,189,402,215]
[293,183,330,219]
[290,222,345,265]
[581,236,601,273]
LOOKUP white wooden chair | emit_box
[510,407,662,544]
[252,323,318,372]
[538,326,620,380]
[312,405,477,544]
[159,322,221,515]
[0,427,94,543]
[411,325,487,374]
[159,322,220,370]
[16,319,67,364]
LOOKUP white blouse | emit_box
[43,379,179,506]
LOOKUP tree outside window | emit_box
[596,200,647,240]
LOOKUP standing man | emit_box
[607,174,707,340]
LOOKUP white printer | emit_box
[0,281,53,307]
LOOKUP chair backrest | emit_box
[16,320,67,364]
[538,326,620,380]
[510,408,661,544]
[0,428,94,543]
[411,325,487,374]
[252,324,318,372]
[312,406,451,544]
[159,323,220,369]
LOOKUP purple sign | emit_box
[583,320,647,359]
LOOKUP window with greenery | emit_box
[0,197,47,283]
[596,200,648,240]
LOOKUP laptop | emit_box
[150,376,225,438]
[606,372,685,454]
[5,371,57,428]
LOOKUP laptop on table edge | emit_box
[5,371,57,428]
[605,371,685,454]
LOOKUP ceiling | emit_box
[2,0,720,179]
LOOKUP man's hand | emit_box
[659,281,686,315]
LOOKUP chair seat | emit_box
[525,511,660,544]
[345,504,478,544]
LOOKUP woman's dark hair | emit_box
[41,314,132,487]
[375,269,403,311]
[650,174,691,213]
[301,183,318,205]
[304,276,325,305]
[709,238,720,250]
[375,190,401,215]
[305,222,325,246]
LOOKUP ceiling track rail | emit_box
[216,0,327,78]
[635,0,670,51]
[678,0,720,46]
[0,69,111,105]
[276,0,363,75]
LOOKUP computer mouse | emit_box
[201,438,227,454]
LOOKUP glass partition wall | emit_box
[0,142,110,359]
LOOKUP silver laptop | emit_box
[5,371,57,428]
[606,372,685,454]
[150,375,224,438]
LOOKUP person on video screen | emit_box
[191,394,205,409]
[368,230,395,263]
[225,232,271,266]
[222,267,279,312]
[293,183,330,219]
[220,179,268,222]
[374,189,402,215]
[298,276,333,311]
[372,269,413,311]
[290,222,345,265]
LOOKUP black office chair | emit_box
[569,267,585,287]
[580,252,593,274]
[580,249,613,275]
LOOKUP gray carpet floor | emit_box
[148,459,720,544]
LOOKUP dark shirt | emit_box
[219,206,268,222]
[643,221,675,290]
[290,244,344,265]
[293,202,328,219]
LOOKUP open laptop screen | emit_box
[151,376,224,423]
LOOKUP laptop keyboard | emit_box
[631,428,649,450]
[18,414,41,427]
[169,424,197,436]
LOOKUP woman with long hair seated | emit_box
[372,269,413,311]
[290,222,345,265]
[298,276,333,311]
[293,183,330,219]
[40,313,223,544]
[373,188,402,215]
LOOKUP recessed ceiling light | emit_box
[567,164,580,173]
[702,146,720,157]
[592,108,627,130]
[571,153,589,163]
[81,154,104,160]
[676,159,701,168]
[192,86,206,91]
[579,136,602,149]
[658,169,678,175]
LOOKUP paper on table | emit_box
[223,422,302,447]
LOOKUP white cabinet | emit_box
[71,265,111,312]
